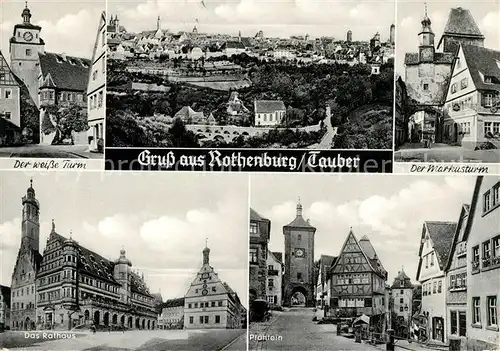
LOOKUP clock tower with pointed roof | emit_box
[9,2,45,103]
[283,199,316,307]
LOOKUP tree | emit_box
[106,109,152,147]
[169,118,199,147]
[44,104,88,144]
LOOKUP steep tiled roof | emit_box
[254,100,286,114]
[391,269,413,289]
[319,255,337,284]
[38,52,91,92]
[49,232,118,284]
[161,297,185,308]
[359,236,387,277]
[462,45,500,93]
[425,221,457,269]
[223,41,245,50]
[46,232,153,298]
[442,8,484,38]
[250,208,268,221]
[284,214,315,229]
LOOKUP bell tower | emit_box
[21,179,40,253]
[283,198,316,307]
[9,2,45,104]
[418,3,435,63]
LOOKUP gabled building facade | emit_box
[465,176,499,350]
[254,100,286,127]
[184,245,243,329]
[416,221,457,344]
[443,204,470,346]
[249,208,270,303]
[442,45,500,148]
[0,50,22,145]
[329,230,388,331]
[87,11,106,152]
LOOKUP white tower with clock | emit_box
[9,2,45,104]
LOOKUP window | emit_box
[188,303,192,308]
[297,273,302,280]
[4,112,11,120]
[268,279,274,288]
[438,281,442,293]
[473,245,480,262]
[451,83,457,94]
[268,265,274,271]
[473,297,481,324]
[26,49,32,56]
[431,252,434,266]
[212,287,216,292]
[204,316,208,324]
[400,289,403,294]
[211,301,215,307]
[433,281,436,294]
[487,296,497,327]
[425,255,429,268]
[218,301,222,307]
[484,191,491,213]
[483,241,491,258]
[400,306,404,312]
[494,236,500,258]
[249,223,258,235]
[483,93,494,107]
[493,184,500,208]
[215,315,220,324]
[298,234,301,241]
[459,312,466,336]
[400,298,404,303]
[199,316,203,324]
[4,89,12,99]
[249,248,258,264]
[423,83,429,91]
[365,298,372,307]
[451,311,458,335]
[460,78,468,89]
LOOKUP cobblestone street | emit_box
[249,308,380,351]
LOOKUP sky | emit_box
[109,0,395,41]
[396,0,500,75]
[250,174,479,285]
[0,171,249,307]
[0,0,104,60]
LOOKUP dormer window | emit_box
[55,56,64,63]
[485,76,493,84]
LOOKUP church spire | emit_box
[157,15,161,31]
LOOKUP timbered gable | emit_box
[0,51,19,86]
[331,230,375,274]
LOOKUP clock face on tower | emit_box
[295,248,305,258]
[23,32,33,42]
